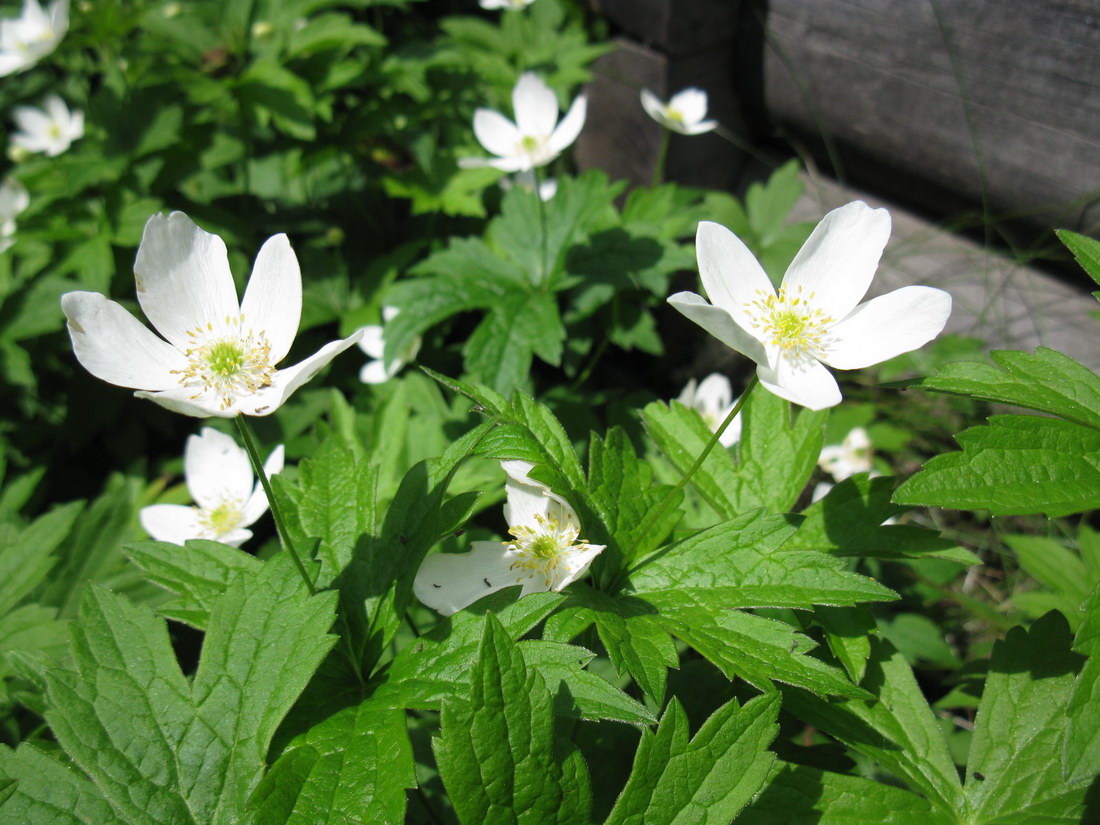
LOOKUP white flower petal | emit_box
[61,292,187,390]
[357,324,385,359]
[782,201,891,321]
[239,233,302,365]
[236,330,364,416]
[359,359,390,384]
[824,286,952,370]
[696,221,774,323]
[640,88,665,123]
[512,72,558,137]
[719,413,742,448]
[133,387,233,418]
[242,444,284,526]
[695,373,733,414]
[550,542,605,591]
[413,542,520,616]
[473,108,521,159]
[683,119,718,136]
[185,427,252,510]
[502,476,552,528]
[757,356,842,411]
[667,291,768,366]
[134,212,240,350]
[669,88,708,125]
[139,503,204,544]
[217,528,253,548]
[546,94,586,155]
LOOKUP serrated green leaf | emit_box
[605,694,778,825]
[815,605,876,684]
[0,743,121,825]
[462,290,564,393]
[1056,229,1100,294]
[433,613,591,825]
[789,475,977,564]
[124,539,263,629]
[781,638,965,813]
[916,347,1100,430]
[1065,582,1100,784]
[739,760,949,825]
[893,415,1100,517]
[966,612,1087,822]
[44,554,337,825]
[629,511,896,609]
[0,501,81,616]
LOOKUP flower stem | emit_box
[234,416,315,596]
[651,129,671,187]
[532,165,550,285]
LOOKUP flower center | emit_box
[515,133,551,166]
[666,108,685,124]
[197,499,242,537]
[504,513,590,588]
[746,287,834,360]
[172,315,276,410]
[48,123,62,139]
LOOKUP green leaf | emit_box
[893,415,1100,517]
[739,760,949,825]
[604,694,779,825]
[238,60,316,140]
[0,501,81,616]
[781,638,965,813]
[1005,534,1093,625]
[243,694,414,825]
[915,347,1100,430]
[650,594,869,698]
[0,743,121,825]
[629,511,897,609]
[285,12,386,57]
[433,613,591,825]
[124,539,263,629]
[44,554,337,825]
[789,476,978,564]
[966,612,1088,822]
[1056,228,1100,296]
[462,290,564,393]
[815,605,876,684]
[1065,582,1100,784]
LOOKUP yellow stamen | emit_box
[746,286,834,360]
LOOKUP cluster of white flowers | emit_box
[677,373,742,447]
[1,0,83,254]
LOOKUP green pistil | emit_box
[527,533,561,559]
[207,340,246,377]
[772,309,809,345]
[521,135,540,152]
[206,503,238,534]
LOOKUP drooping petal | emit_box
[512,72,558,137]
[547,94,587,155]
[640,88,666,123]
[240,233,302,365]
[669,88,708,125]
[667,291,768,366]
[235,330,364,416]
[134,212,241,350]
[781,201,891,321]
[241,444,284,527]
[216,527,253,548]
[547,542,605,592]
[696,221,774,324]
[139,503,205,544]
[823,285,952,370]
[185,427,253,511]
[472,108,521,159]
[413,542,521,616]
[133,386,231,418]
[757,356,842,411]
[61,291,188,390]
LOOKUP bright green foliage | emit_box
[433,613,592,825]
[1065,582,1100,785]
[643,388,825,519]
[1004,531,1098,629]
[4,555,338,825]
[1056,228,1100,298]
[0,742,121,825]
[604,694,779,825]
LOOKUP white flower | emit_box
[0,0,68,77]
[11,95,83,157]
[499,168,557,201]
[140,427,284,547]
[0,177,29,253]
[61,211,363,418]
[668,201,952,411]
[677,373,741,447]
[358,306,421,384]
[460,72,586,173]
[640,87,717,135]
[480,0,535,9]
[818,426,873,482]
[414,460,605,616]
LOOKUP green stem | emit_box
[532,165,550,285]
[235,416,315,596]
[651,129,671,187]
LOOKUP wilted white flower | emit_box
[818,426,873,482]
[414,460,605,616]
[640,87,717,135]
[677,373,741,447]
[358,306,421,384]
[499,168,557,201]
[460,72,586,172]
[0,177,29,253]
[140,427,284,547]
[10,95,83,157]
[61,211,363,418]
[669,201,952,411]
[0,0,68,77]
[480,0,536,8]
